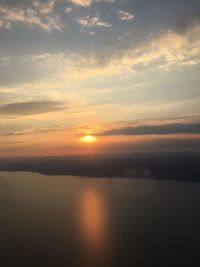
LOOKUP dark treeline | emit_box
[0,152,199,182]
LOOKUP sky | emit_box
[0,0,200,156]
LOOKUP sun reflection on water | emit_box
[78,188,110,266]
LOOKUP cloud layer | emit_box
[99,122,200,136]
[0,101,66,116]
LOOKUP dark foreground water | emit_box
[0,172,200,267]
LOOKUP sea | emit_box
[0,171,199,267]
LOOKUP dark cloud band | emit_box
[0,101,66,116]
[99,123,200,136]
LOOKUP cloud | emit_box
[98,122,200,136]
[118,11,134,21]
[121,19,200,70]
[1,127,65,136]
[69,0,114,6]
[81,18,200,72]
[65,6,73,13]
[69,0,93,6]
[32,0,56,15]
[0,53,62,86]
[76,16,200,71]
[0,1,64,31]
[77,15,111,27]
[0,51,119,87]
[1,18,200,88]
[0,101,66,116]
[91,18,200,71]
[95,0,115,3]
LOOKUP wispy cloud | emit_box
[32,0,56,15]
[69,0,114,7]
[0,1,65,31]
[94,19,200,71]
[77,15,111,27]
[1,15,200,89]
[121,19,200,70]
[69,0,93,7]
[118,11,134,21]
[65,6,73,13]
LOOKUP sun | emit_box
[80,135,97,143]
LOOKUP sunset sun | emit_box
[80,135,97,143]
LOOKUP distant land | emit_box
[0,152,199,183]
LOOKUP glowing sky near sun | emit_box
[0,0,200,156]
[80,135,97,143]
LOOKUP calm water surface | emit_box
[0,171,199,267]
